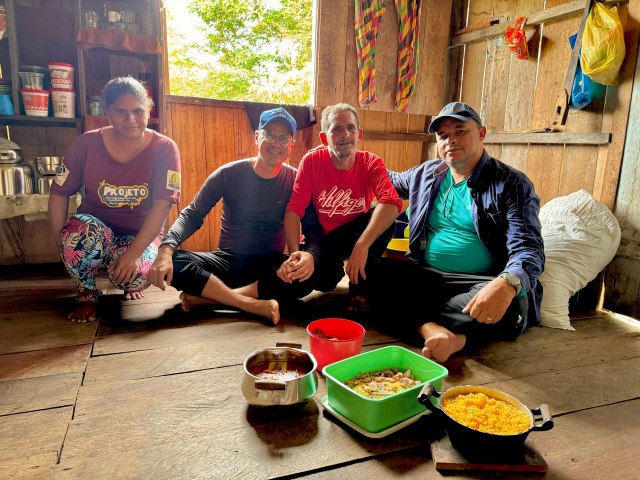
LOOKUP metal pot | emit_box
[242,342,318,406]
[0,164,33,195]
[418,384,553,462]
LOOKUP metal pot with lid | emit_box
[0,137,23,164]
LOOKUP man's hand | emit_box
[277,251,315,283]
[345,241,369,284]
[462,277,516,324]
[149,245,174,290]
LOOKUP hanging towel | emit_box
[243,102,316,132]
[393,0,422,113]
[354,0,387,108]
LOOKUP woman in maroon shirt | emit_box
[48,76,181,323]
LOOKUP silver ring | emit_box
[486,316,493,321]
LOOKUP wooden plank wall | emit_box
[451,0,640,313]
[453,0,639,210]
[164,96,430,253]
[315,0,452,116]
[605,25,640,319]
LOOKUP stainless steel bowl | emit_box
[34,156,63,175]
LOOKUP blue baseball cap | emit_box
[428,102,483,133]
[258,107,297,136]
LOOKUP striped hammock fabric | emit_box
[354,0,387,108]
[354,0,422,112]
[393,0,422,113]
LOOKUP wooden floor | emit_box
[1,265,640,480]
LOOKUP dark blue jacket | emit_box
[388,150,545,328]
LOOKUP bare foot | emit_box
[180,292,217,312]
[68,302,98,323]
[419,322,466,363]
[260,300,280,325]
[124,290,145,301]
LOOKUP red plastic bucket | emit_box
[307,318,366,371]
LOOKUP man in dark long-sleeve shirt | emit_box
[148,108,320,324]
[369,102,544,362]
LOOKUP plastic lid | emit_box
[48,62,74,68]
[20,65,48,73]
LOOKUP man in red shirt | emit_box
[246,103,403,308]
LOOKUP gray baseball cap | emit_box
[428,102,483,133]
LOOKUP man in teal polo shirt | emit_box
[368,102,544,362]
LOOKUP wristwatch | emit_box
[499,272,522,296]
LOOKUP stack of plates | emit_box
[0,80,12,95]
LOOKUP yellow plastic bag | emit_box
[580,3,626,85]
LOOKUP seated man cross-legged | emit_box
[235,103,403,313]
[149,107,320,325]
[368,102,545,362]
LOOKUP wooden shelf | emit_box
[0,193,79,221]
[0,115,81,128]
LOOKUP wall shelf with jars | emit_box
[0,0,164,132]
[76,0,165,132]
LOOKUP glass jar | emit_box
[84,10,99,29]
[87,96,103,116]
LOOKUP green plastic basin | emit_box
[323,345,448,433]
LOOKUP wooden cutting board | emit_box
[430,435,548,473]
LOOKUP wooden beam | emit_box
[362,131,612,145]
[485,132,611,145]
[0,194,78,221]
[365,132,432,143]
[451,0,626,46]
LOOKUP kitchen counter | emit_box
[0,193,78,221]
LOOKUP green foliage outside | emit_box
[167,0,313,105]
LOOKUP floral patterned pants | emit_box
[59,213,159,303]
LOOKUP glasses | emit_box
[260,130,293,146]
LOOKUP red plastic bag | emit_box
[506,16,529,60]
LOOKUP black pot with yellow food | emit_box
[418,384,554,463]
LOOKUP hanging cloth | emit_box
[393,0,422,113]
[354,0,387,108]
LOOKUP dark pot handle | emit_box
[276,341,302,349]
[530,404,554,431]
[255,380,286,391]
[417,383,444,415]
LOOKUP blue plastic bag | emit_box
[569,33,605,110]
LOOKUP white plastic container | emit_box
[47,62,74,90]
[51,89,76,118]
[20,89,49,117]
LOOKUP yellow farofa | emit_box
[442,392,530,435]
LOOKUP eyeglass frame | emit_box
[259,129,293,146]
